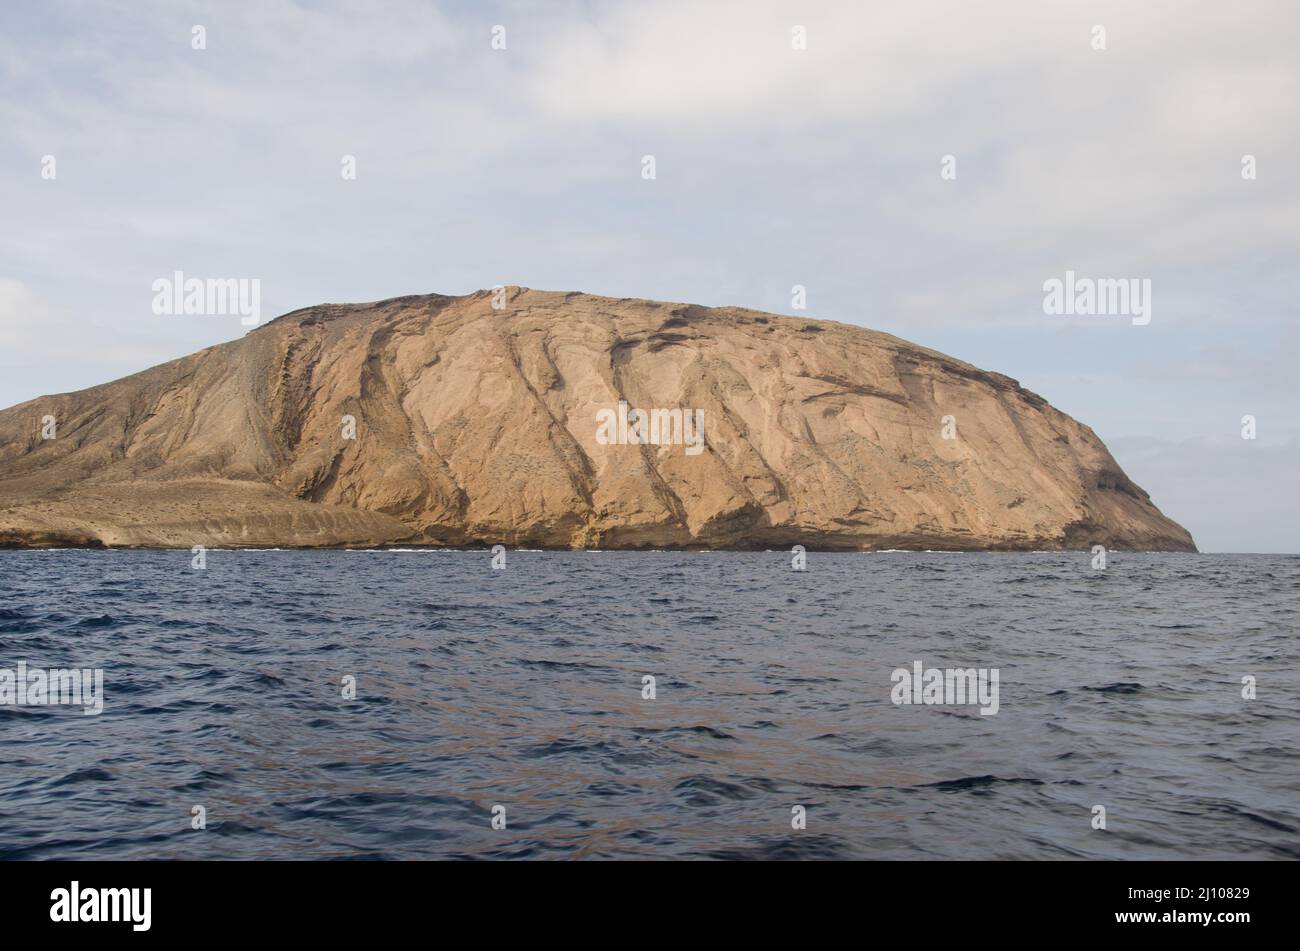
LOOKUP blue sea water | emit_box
[0,550,1296,860]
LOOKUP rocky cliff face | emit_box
[0,288,1194,550]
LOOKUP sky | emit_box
[1,0,1296,551]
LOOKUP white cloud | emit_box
[0,278,178,397]
[0,0,1296,548]
[1109,434,1300,552]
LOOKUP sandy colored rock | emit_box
[0,288,1195,550]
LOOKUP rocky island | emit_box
[0,288,1195,551]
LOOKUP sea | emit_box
[0,550,1296,860]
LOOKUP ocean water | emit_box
[0,550,1296,861]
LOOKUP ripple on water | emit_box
[0,550,1294,859]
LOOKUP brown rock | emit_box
[0,288,1195,551]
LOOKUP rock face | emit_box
[0,288,1194,550]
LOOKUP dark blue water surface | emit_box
[0,550,1296,860]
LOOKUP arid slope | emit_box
[0,288,1195,550]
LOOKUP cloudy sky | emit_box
[1,0,1296,551]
